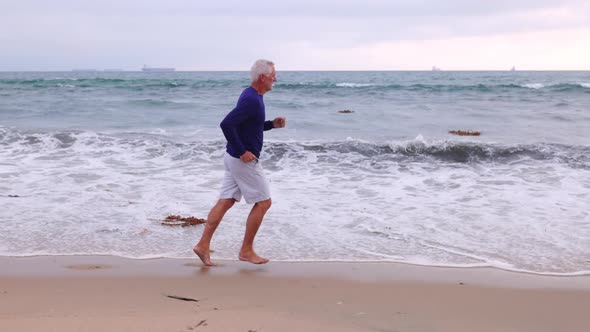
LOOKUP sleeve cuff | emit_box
[264,120,274,131]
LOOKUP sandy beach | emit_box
[1,256,589,332]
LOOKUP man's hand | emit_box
[273,117,286,128]
[240,151,257,163]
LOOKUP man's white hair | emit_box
[250,59,275,82]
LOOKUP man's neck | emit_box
[251,82,267,95]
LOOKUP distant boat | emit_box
[510,66,516,71]
[432,66,441,71]
[142,65,175,72]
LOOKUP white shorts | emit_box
[219,152,271,204]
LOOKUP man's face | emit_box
[262,67,277,91]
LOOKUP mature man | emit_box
[194,59,285,266]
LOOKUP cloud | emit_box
[5,0,587,17]
[278,27,590,70]
[1,1,589,70]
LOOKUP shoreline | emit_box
[2,255,590,331]
[3,253,589,277]
[2,255,590,290]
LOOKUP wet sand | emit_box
[1,256,589,332]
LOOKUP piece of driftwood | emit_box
[161,215,206,227]
[337,110,354,114]
[448,130,481,136]
[165,294,200,302]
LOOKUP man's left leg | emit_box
[239,198,271,264]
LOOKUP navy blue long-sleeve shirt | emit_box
[220,86,273,158]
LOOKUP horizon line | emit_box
[1,69,590,72]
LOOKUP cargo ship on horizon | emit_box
[141,65,175,72]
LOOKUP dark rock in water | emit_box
[449,130,481,136]
[337,110,354,114]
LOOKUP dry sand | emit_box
[1,256,589,332]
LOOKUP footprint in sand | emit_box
[65,264,113,270]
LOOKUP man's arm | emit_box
[264,117,286,131]
[220,99,252,157]
[264,120,274,131]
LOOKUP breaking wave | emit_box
[1,128,588,168]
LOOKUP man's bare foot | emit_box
[193,245,215,266]
[239,250,269,264]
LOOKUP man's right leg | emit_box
[194,198,235,266]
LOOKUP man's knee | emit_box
[218,198,236,210]
[255,198,272,211]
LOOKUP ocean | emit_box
[1,71,589,275]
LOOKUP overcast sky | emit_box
[1,0,589,70]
